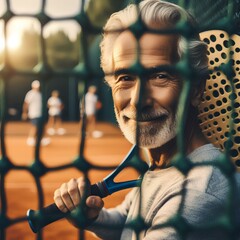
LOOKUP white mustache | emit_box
[121,108,169,122]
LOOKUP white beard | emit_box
[115,106,177,149]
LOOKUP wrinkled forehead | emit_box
[112,31,179,69]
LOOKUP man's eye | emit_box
[118,75,134,82]
[149,72,177,82]
[153,73,168,79]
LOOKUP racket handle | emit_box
[27,182,108,233]
[27,203,64,233]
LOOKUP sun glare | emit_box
[7,35,21,50]
[0,34,21,52]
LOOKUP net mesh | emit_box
[0,0,239,239]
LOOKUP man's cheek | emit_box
[112,93,127,111]
[114,106,121,120]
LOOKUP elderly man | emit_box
[53,1,240,239]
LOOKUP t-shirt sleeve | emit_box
[24,91,32,104]
[47,97,52,105]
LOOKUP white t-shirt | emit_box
[48,96,62,116]
[85,92,98,116]
[24,89,42,119]
[87,144,240,240]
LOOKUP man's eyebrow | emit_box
[113,65,177,78]
[145,65,175,74]
[113,68,135,78]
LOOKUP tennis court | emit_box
[4,121,136,240]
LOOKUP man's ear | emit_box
[191,80,206,107]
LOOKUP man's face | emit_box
[111,31,181,149]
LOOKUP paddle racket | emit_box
[27,145,148,233]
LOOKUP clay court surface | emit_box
[2,121,137,239]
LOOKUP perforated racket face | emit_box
[198,31,240,167]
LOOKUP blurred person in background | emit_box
[22,80,50,146]
[47,90,66,136]
[80,85,103,138]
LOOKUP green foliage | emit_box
[46,30,80,70]
[87,0,125,28]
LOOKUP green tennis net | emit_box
[0,0,239,239]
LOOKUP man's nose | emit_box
[130,80,153,107]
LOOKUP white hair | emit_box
[100,0,208,85]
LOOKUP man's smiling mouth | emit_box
[123,114,167,123]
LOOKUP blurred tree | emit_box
[46,30,79,70]
[87,0,126,28]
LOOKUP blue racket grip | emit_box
[27,183,106,233]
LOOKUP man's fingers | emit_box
[54,177,91,213]
[54,189,68,213]
[86,196,104,219]
[60,182,76,211]
[77,177,91,196]
[68,178,81,208]
[87,196,104,209]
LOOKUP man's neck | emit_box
[146,124,209,171]
[147,138,177,170]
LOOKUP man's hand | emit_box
[54,177,104,220]
[21,112,28,120]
